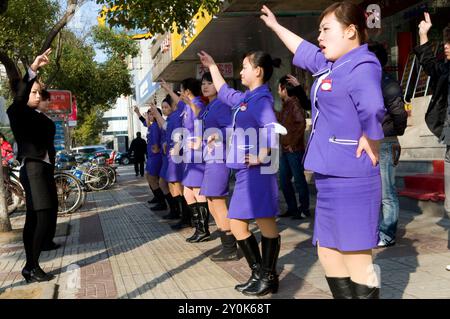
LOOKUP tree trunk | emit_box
[0,51,21,91]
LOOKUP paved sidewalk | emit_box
[0,166,449,299]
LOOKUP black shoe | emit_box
[291,213,305,220]
[170,196,192,230]
[278,211,294,217]
[325,277,353,299]
[22,267,55,283]
[41,243,62,251]
[301,208,311,217]
[150,202,168,211]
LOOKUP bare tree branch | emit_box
[39,0,82,53]
[0,51,21,89]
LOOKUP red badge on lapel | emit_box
[320,79,332,91]
[240,102,247,111]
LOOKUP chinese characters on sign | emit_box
[196,63,234,79]
[48,90,72,114]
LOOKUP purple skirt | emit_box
[146,154,162,176]
[182,162,205,187]
[228,167,279,219]
[313,173,381,251]
[165,155,184,183]
[200,163,230,197]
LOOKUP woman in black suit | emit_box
[7,48,58,283]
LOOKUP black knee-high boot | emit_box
[210,229,238,261]
[171,196,192,230]
[147,187,158,204]
[325,277,353,299]
[242,235,280,296]
[235,233,262,292]
[186,202,211,243]
[162,193,179,219]
[186,203,199,242]
[150,188,168,211]
[351,280,380,299]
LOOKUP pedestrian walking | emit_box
[262,1,385,298]
[198,48,284,296]
[7,48,58,283]
[129,132,147,177]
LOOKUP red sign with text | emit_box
[48,90,72,114]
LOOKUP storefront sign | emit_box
[196,63,233,79]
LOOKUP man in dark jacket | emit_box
[129,132,147,176]
[414,13,450,271]
[414,14,450,218]
[369,44,408,248]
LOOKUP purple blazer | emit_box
[293,40,386,177]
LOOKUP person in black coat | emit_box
[7,48,57,283]
[415,13,450,272]
[129,132,147,177]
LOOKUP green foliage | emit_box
[0,0,59,67]
[96,0,223,35]
[72,107,108,145]
[41,29,138,145]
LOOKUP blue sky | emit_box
[63,0,107,62]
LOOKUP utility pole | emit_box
[0,150,12,232]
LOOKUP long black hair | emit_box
[180,78,201,96]
[244,51,281,82]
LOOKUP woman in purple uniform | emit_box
[133,106,167,210]
[197,72,237,259]
[198,50,284,296]
[161,79,211,237]
[262,2,385,298]
[151,95,191,224]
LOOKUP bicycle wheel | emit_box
[6,180,25,215]
[54,172,83,214]
[85,167,110,191]
[105,166,116,188]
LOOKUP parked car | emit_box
[71,145,107,163]
[55,151,77,170]
[115,151,134,165]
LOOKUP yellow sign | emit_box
[171,8,213,60]
[97,6,153,40]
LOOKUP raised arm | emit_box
[160,80,180,105]
[260,5,303,54]
[149,103,166,129]
[180,92,201,117]
[198,51,245,107]
[414,12,446,78]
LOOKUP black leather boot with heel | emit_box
[351,280,380,299]
[235,233,262,292]
[242,235,280,296]
[187,202,211,243]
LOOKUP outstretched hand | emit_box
[418,12,432,36]
[197,51,216,68]
[260,5,278,30]
[31,48,52,72]
[286,74,300,87]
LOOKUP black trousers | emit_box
[20,159,58,269]
[134,160,145,176]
